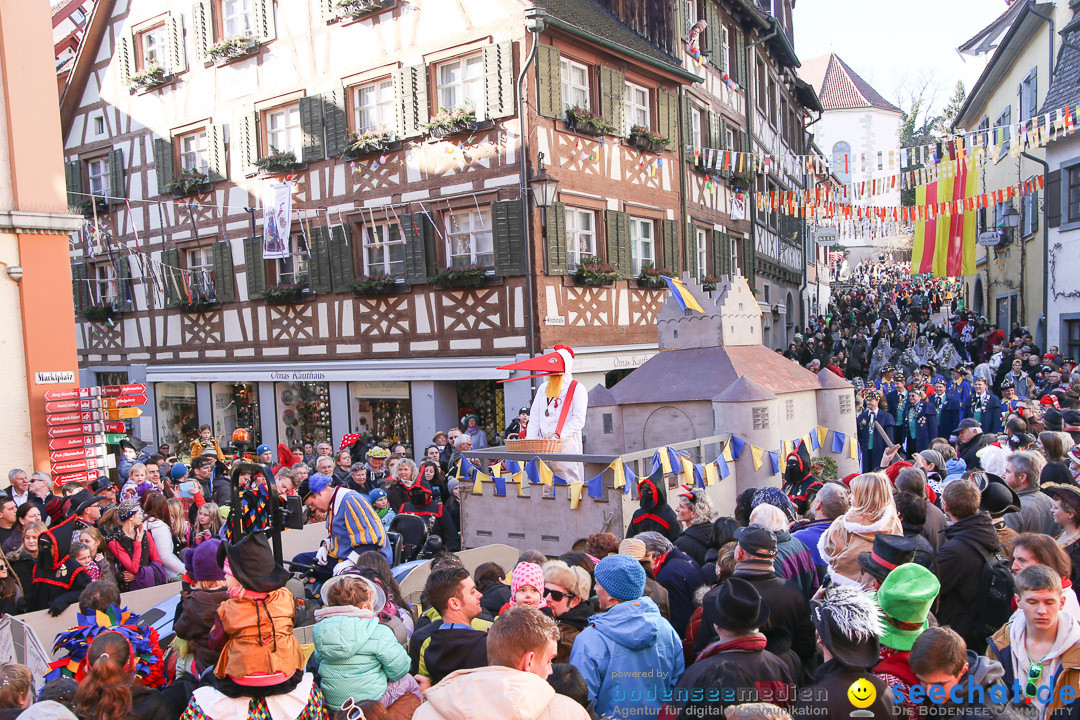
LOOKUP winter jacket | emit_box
[782,444,823,517]
[627,472,682,543]
[553,600,594,664]
[988,611,1080,720]
[413,666,590,720]
[819,508,904,585]
[478,581,510,617]
[646,575,671,619]
[1004,483,1059,535]
[958,433,984,471]
[790,517,832,570]
[795,659,895,719]
[921,500,948,551]
[901,650,1004,718]
[174,586,228,676]
[935,512,1001,653]
[900,522,937,571]
[312,606,411,709]
[569,595,684,718]
[145,517,185,577]
[213,587,304,680]
[654,546,705,637]
[773,529,818,599]
[675,522,713,567]
[413,620,491,684]
[660,635,794,719]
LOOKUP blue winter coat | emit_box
[570,596,684,718]
[857,408,895,472]
[654,547,704,638]
[312,610,411,709]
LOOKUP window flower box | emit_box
[636,264,668,289]
[255,149,304,176]
[206,35,257,64]
[565,106,616,137]
[430,265,492,289]
[340,130,399,160]
[168,169,212,198]
[573,257,621,287]
[702,277,722,292]
[628,125,670,153]
[727,170,755,192]
[128,66,171,91]
[81,303,121,323]
[349,274,406,297]
[261,283,311,305]
[424,106,479,140]
[78,198,111,217]
[335,0,393,20]
[175,297,221,313]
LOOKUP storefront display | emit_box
[348,381,412,449]
[155,382,198,450]
[212,382,261,448]
[456,380,504,443]
[276,381,331,447]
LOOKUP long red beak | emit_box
[497,351,566,383]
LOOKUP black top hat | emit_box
[980,474,1021,517]
[1001,380,1016,390]
[712,577,770,633]
[1064,410,1080,429]
[810,586,882,669]
[857,534,916,582]
[1045,407,1064,431]
[216,531,290,594]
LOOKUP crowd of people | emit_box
[6,260,1080,718]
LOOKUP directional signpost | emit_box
[44,384,148,485]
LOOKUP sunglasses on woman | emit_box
[543,587,574,602]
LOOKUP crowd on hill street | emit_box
[4,260,1080,719]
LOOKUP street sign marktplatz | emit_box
[42,384,147,481]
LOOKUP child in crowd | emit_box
[174,539,229,678]
[78,528,117,586]
[190,424,226,463]
[312,574,412,711]
[70,542,93,577]
[186,502,221,548]
[498,562,548,615]
[368,488,396,529]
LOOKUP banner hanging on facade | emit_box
[262,181,292,260]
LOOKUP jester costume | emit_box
[46,604,168,688]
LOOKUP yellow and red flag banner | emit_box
[910,142,980,278]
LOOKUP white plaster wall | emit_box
[1046,132,1080,351]
[0,232,32,472]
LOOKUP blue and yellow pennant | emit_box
[661,276,705,313]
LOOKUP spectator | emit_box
[618,537,671,618]
[1010,532,1080,617]
[637,531,704,637]
[1044,482,1080,588]
[1003,450,1056,535]
[855,533,917,592]
[750,502,818,598]
[820,472,903,585]
[909,627,1005,718]
[141,493,184,579]
[626,472,681,543]
[570,554,683,718]
[892,493,937,570]
[542,560,593,663]
[791,482,848,580]
[409,566,490,683]
[173,539,228,678]
[674,488,717,567]
[936,479,1002,653]
[894,466,947,551]
[414,606,589,720]
[872,564,940,720]
[75,631,191,720]
[0,663,31,712]
[584,533,619,561]
[474,562,510,617]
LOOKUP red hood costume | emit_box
[498,345,588,484]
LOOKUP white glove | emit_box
[332,551,361,576]
[315,542,329,566]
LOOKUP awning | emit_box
[145,357,515,383]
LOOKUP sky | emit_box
[793,0,1011,116]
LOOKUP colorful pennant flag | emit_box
[832,432,846,455]
[570,482,585,509]
[751,445,765,471]
[769,451,781,475]
[662,276,706,313]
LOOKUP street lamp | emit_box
[1000,204,1020,230]
[528,152,560,208]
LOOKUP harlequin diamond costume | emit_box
[498,345,588,484]
[46,604,168,687]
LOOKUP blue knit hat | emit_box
[594,554,646,601]
[169,463,188,481]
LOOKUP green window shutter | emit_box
[109,148,125,202]
[662,219,680,274]
[299,95,325,162]
[545,202,567,275]
[242,237,266,298]
[685,222,697,279]
[211,240,235,303]
[742,235,755,286]
[323,89,348,159]
[239,113,259,173]
[707,111,720,152]
[71,263,89,314]
[394,65,428,139]
[706,2,721,68]
[192,0,211,61]
[402,213,432,284]
[492,199,526,277]
[536,44,562,119]
[307,226,332,293]
[206,124,227,182]
[253,0,276,42]
[118,33,133,86]
[714,231,730,276]
[657,89,677,148]
[598,67,625,137]
[1048,170,1062,228]
[116,257,133,312]
[605,210,631,277]
[329,223,355,292]
[483,41,515,120]
[739,129,749,154]
[735,29,746,85]
[682,95,694,156]
[165,14,187,75]
[64,159,82,207]
[160,248,181,306]
[153,138,174,194]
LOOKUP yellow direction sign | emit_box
[102,408,143,420]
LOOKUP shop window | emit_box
[456,380,504,445]
[136,23,167,72]
[156,382,198,447]
[436,54,484,114]
[624,81,650,134]
[560,58,590,111]
[349,381,412,447]
[565,207,596,271]
[212,382,261,446]
[263,103,302,157]
[446,208,493,267]
[276,382,330,448]
[87,156,111,197]
[629,216,654,276]
[362,223,406,277]
[352,79,395,134]
[178,129,209,174]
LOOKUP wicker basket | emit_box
[505,437,562,453]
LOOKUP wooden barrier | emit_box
[397,544,520,606]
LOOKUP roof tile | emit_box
[799,53,900,113]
